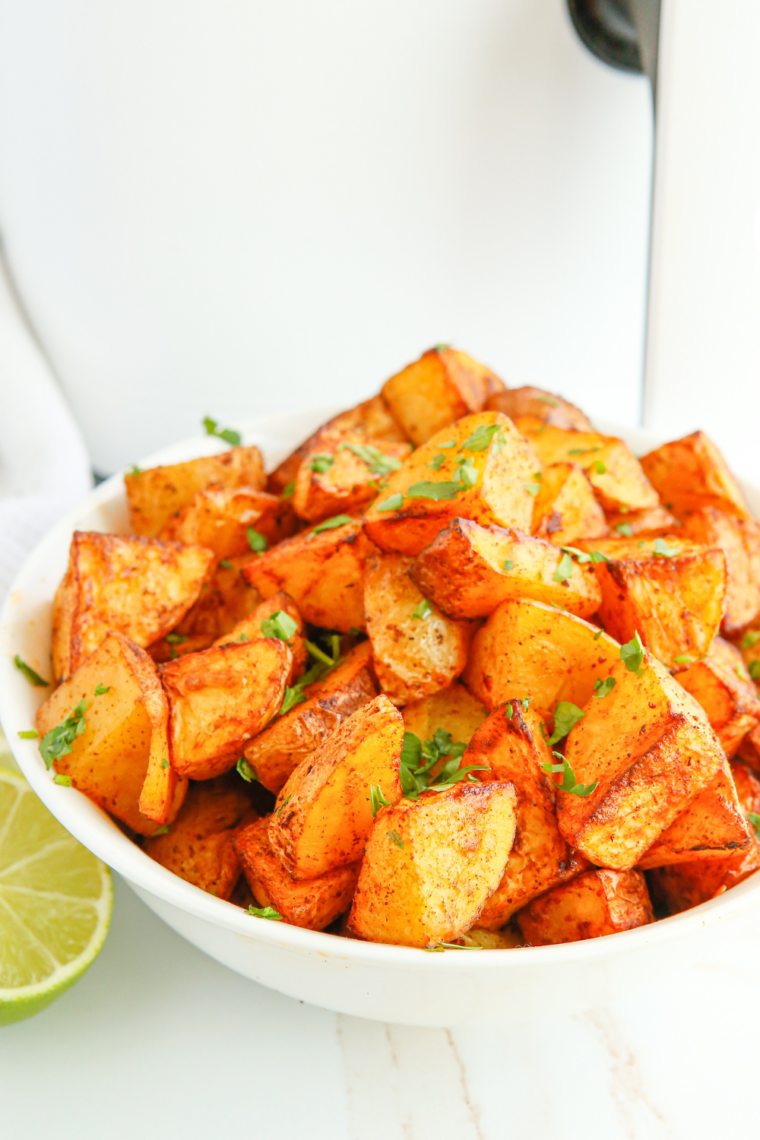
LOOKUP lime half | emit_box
[0,768,112,1025]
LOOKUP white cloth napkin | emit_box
[0,255,91,599]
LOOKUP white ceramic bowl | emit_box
[3,408,760,1028]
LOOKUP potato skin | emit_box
[365,549,472,705]
[244,642,378,794]
[269,695,404,879]
[236,817,360,929]
[680,506,760,633]
[125,445,266,537]
[347,782,517,948]
[531,463,608,546]
[676,637,760,757]
[516,869,653,945]
[292,431,412,523]
[160,487,298,557]
[484,386,592,432]
[640,430,749,520]
[52,531,214,682]
[409,518,601,621]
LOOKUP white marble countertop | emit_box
[3,870,755,1140]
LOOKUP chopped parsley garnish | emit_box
[165,633,188,646]
[398,728,486,798]
[736,665,747,680]
[282,481,295,498]
[406,481,463,501]
[387,830,404,849]
[673,654,695,666]
[741,631,760,650]
[276,795,292,816]
[553,552,573,583]
[614,523,634,537]
[523,480,541,497]
[94,682,111,695]
[593,629,602,641]
[39,699,90,770]
[14,656,49,687]
[202,416,241,447]
[311,514,353,534]
[593,677,616,699]
[432,344,451,352]
[53,774,72,787]
[338,441,402,476]
[17,730,38,739]
[261,610,298,642]
[161,758,169,769]
[218,559,233,570]
[592,460,607,474]
[277,634,343,715]
[127,464,142,476]
[307,452,335,474]
[376,493,404,512]
[503,559,514,572]
[653,537,680,558]
[620,631,646,676]
[236,757,258,783]
[560,546,608,564]
[247,527,268,553]
[279,686,306,716]
[749,661,760,681]
[547,702,584,745]
[453,457,478,488]
[411,598,433,620]
[541,753,598,797]
[152,824,171,837]
[568,446,601,456]
[438,440,456,449]
[369,785,390,818]
[747,812,760,839]
[247,905,283,920]
[428,454,446,471]
[459,424,506,454]
[537,396,558,407]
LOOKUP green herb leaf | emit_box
[165,633,188,646]
[568,446,602,455]
[338,441,402,476]
[17,730,38,739]
[614,523,633,537]
[428,454,446,471]
[541,753,598,797]
[247,527,268,553]
[523,481,541,497]
[459,424,506,454]
[376,493,404,512]
[673,654,695,666]
[53,774,72,787]
[14,655,49,687]
[94,682,111,696]
[749,661,760,681]
[261,610,298,642]
[279,686,307,716]
[369,785,391,818]
[202,416,241,447]
[312,514,354,534]
[620,631,646,677]
[39,700,89,770]
[592,460,607,475]
[747,812,760,839]
[432,343,451,352]
[236,757,258,783]
[152,824,171,836]
[453,457,478,488]
[307,452,335,474]
[593,677,616,699]
[219,559,233,570]
[553,552,573,583]
[247,905,283,920]
[127,464,142,477]
[547,701,585,745]
[537,396,558,407]
[411,598,433,620]
[161,758,169,769]
[438,440,456,449]
[406,481,463,501]
[593,629,602,641]
[653,537,681,558]
[276,795,291,817]
[741,631,760,650]
[282,481,295,499]
[503,559,514,572]
[559,545,608,565]
[387,830,404,849]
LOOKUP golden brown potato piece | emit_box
[36,632,186,835]
[516,422,659,514]
[242,518,370,632]
[466,703,587,926]
[676,638,760,757]
[638,760,751,868]
[516,869,653,945]
[557,652,725,869]
[579,535,727,671]
[160,487,297,557]
[214,590,308,685]
[531,463,608,545]
[160,638,291,780]
[292,431,412,523]
[381,346,505,446]
[640,430,750,520]
[52,531,214,683]
[243,642,378,794]
[605,505,680,537]
[484,386,592,431]
[402,683,487,750]
[125,445,266,537]
[347,782,517,948]
[680,507,760,633]
[463,598,619,717]
[364,549,472,705]
[236,817,360,929]
[409,518,601,621]
[364,412,541,557]
[267,396,408,496]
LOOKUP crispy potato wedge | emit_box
[347,782,517,948]
[160,487,297,557]
[640,430,750,520]
[214,590,308,684]
[381,346,505,446]
[516,869,653,945]
[516,422,659,513]
[269,695,404,878]
[605,505,679,537]
[364,549,472,705]
[737,720,760,774]
[236,817,360,929]
[243,642,378,794]
[531,463,608,545]
[125,446,266,537]
[292,431,412,523]
[484,386,592,431]
[36,632,186,835]
[160,638,291,780]
[638,760,751,868]
[242,518,370,632]
[364,412,541,557]
[402,683,487,750]
[143,776,253,898]
[52,531,214,682]
[579,535,727,671]
[267,396,408,496]
[467,703,587,926]
[680,506,760,633]
[463,598,619,717]
[557,652,726,869]
[409,518,601,620]
[676,637,760,757]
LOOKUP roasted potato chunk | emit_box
[160,487,297,557]
[676,637,760,757]
[144,776,253,898]
[381,346,505,446]
[531,463,608,545]
[605,505,679,537]
[292,431,412,523]
[516,422,658,514]
[243,642,378,794]
[680,506,760,633]
[409,518,601,620]
[236,817,360,930]
[467,703,586,926]
[214,591,308,684]
[640,430,750,520]
[484,386,592,431]
[463,598,619,717]
[579,535,727,671]
[267,396,408,496]
[402,683,487,749]
[242,518,370,632]
[36,632,186,835]
[347,782,517,948]
[125,445,266,537]
[557,652,725,869]
[269,695,404,878]
[52,531,214,682]
[516,869,653,945]
[364,412,541,557]
[364,549,472,705]
[160,638,291,779]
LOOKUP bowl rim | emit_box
[2,405,760,972]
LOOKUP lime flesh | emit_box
[0,768,112,1025]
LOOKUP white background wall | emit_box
[0,0,653,473]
